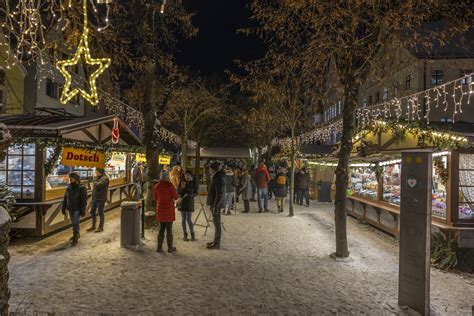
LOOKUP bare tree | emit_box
[246,0,473,257]
[162,78,223,172]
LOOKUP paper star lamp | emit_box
[56,0,111,106]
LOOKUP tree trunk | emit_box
[142,60,160,213]
[333,88,358,258]
[289,128,296,217]
[181,132,188,172]
[266,141,273,164]
[257,147,262,164]
[194,141,201,185]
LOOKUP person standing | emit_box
[293,168,300,204]
[154,170,179,253]
[296,167,311,207]
[169,165,182,190]
[178,171,197,242]
[255,163,270,213]
[234,167,241,204]
[250,166,257,202]
[88,168,110,233]
[223,167,235,215]
[206,161,225,249]
[275,168,288,213]
[268,166,276,199]
[239,169,252,213]
[132,162,145,200]
[62,173,87,246]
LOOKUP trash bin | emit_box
[120,201,141,248]
[319,181,332,202]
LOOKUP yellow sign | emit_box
[136,153,146,163]
[159,155,171,165]
[111,152,126,163]
[61,147,105,168]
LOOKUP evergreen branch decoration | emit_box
[0,181,16,220]
[44,147,62,176]
[433,156,449,186]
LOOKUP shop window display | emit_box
[45,149,127,191]
[432,156,447,219]
[0,144,36,199]
[106,152,127,181]
[349,167,378,199]
[45,147,94,190]
[383,163,401,205]
[459,153,474,219]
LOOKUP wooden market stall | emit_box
[308,121,474,247]
[0,113,142,236]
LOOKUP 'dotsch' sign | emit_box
[61,147,106,168]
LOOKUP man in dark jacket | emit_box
[62,173,87,246]
[206,161,225,249]
[296,167,311,207]
[88,168,110,232]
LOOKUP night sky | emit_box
[177,0,265,77]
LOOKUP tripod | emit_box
[194,195,226,236]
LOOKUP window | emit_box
[375,92,380,103]
[0,144,36,199]
[368,96,373,106]
[431,70,443,85]
[0,69,5,85]
[459,154,474,219]
[46,79,60,99]
[405,74,412,89]
[383,88,389,101]
[363,97,367,107]
[338,101,342,115]
[460,70,472,85]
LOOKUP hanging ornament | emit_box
[56,0,111,105]
[111,118,120,144]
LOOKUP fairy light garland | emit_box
[56,0,111,105]
[274,73,474,147]
[1,0,111,74]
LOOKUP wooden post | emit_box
[398,150,432,315]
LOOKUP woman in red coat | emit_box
[153,170,179,253]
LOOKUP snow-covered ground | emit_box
[7,199,474,315]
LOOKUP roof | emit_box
[187,147,252,159]
[0,111,142,147]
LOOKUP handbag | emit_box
[176,197,183,209]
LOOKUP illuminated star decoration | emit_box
[56,0,111,105]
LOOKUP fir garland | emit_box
[44,146,62,176]
[433,156,449,186]
[11,137,144,154]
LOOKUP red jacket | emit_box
[153,180,179,222]
[255,166,271,189]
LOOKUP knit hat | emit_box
[69,172,81,184]
[209,161,221,171]
[96,168,105,174]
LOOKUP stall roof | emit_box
[187,147,252,159]
[0,111,142,147]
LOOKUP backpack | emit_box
[277,175,286,185]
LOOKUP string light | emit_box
[56,0,111,105]
[273,73,474,147]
